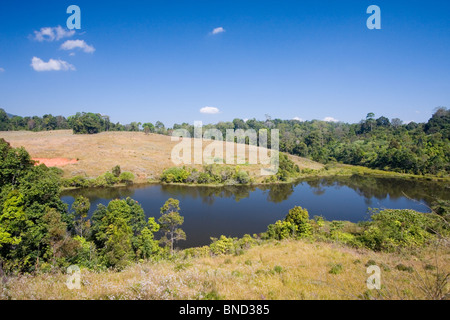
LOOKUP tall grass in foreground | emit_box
[1,239,447,300]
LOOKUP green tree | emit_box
[285,206,312,237]
[42,208,78,268]
[71,196,91,237]
[142,122,155,134]
[68,112,106,134]
[158,198,186,255]
[135,218,160,260]
[0,191,26,250]
[0,139,35,187]
[90,198,158,267]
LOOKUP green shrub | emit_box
[235,170,250,184]
[160,167,190,183]
[329,264,343,275]
[112,165,121,178]
[119,171,135,184]
[183,246,210,258]
[197,172,213,184]
[395,264,414,273]
[358,209,437,251]
[285,206,313,237]
[264,220,297,240]
[93,173,117,187]
[273,265,284,274]
[209,235,236,255]
[63,175,90,188]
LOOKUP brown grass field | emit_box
[1,239,448,300]
[0,130,323,183]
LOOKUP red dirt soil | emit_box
[33,158,78,167]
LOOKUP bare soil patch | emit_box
[33,158,78,167]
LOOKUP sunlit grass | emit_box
[2,239,447,300]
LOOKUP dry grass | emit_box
[2,240,447,300]
[0,130,323,183]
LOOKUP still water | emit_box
[61,175,450,249]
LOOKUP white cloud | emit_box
[34,26,75,42]
[200,106,220,114]
[293,117,303,121]
[31,57,75,72]
[323,117,339,123]
[211,27,225,35]
[60,40,95,53]
[0,67,4,73]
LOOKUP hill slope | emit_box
[0,130,323,183]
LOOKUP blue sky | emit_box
[0,0,449,126]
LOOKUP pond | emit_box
[61,175,450,249]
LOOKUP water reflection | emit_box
[60,175,449,248]
[62,175,450,207]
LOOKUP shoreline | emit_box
[60,165,450,192]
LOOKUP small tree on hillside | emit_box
[72,196,91,238]
[158,198,186,255]
[285,206,312,237]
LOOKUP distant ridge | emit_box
[0,108,18,118]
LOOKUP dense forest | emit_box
[1,107,449,175]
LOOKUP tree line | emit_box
[1,107,449,175]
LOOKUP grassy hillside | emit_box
[0,130,323,184]
[1,239,447,300]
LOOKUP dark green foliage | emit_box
[0,109,70,132]
[112,165,121,178]
[68,112,109,134]
[424,107,450,139]
[0,140,72,272]
[90,197,160,268]
[175,109,449,176]
[0,139,35,187]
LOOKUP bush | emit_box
[235,170,250,184]
[72,236,97,268]
[264,220,297,240]
[119,171,134,184]
[197,172,213,184]
[63,175,90,188]
[285,206,313,237]
[329,264,343,275]
[209,235,236,255]
[112,165,121,178]
[160,167,190,183]
[358,209,437,251]
[93,172,118,187]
